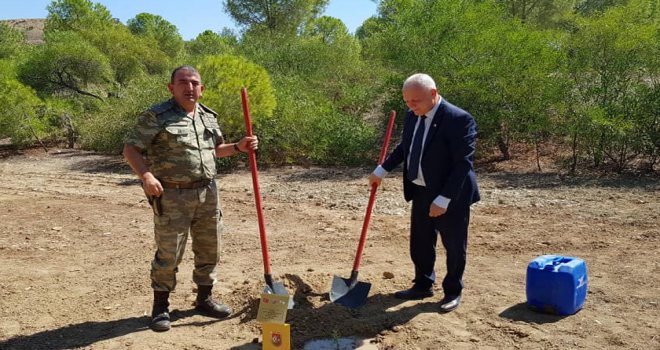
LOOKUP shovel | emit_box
[330,110,397,308]
[241,88,294,309]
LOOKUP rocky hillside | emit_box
[1,18,45,44]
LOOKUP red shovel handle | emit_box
[241,88,272,276]
[352,110,397,272]
[377,111,397,164]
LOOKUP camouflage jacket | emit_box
[126,98,224,182]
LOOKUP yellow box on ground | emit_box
[262,322,291,350]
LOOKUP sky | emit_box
[0,0,379,39]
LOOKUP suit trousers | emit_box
[409,184,470,297]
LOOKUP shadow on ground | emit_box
[498,302,569,324]
[0,316,149,350]
[0,309,233,350]
[483,171,659,190]
[66,153,133,175]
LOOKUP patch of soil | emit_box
[0,148,658,349]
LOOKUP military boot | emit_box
[195,285,232,318]
[151,290,171,332]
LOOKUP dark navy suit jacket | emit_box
[382,99,480,210]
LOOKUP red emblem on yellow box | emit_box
[263,323,290,350]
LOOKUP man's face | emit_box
[402,85,437,116]
[168,69,204,109]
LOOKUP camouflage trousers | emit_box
[150,180,223,291]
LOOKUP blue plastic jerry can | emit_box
[526,255,588,315]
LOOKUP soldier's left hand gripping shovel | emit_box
[330,110,396,308]
[241,88,294,309]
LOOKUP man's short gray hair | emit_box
[403,73,436,90]
[170,65,200,83]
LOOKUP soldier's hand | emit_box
[142,172,163,197]
[239,136,258,152]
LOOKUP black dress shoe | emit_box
[439,295,461,312]
[394,286,434,300]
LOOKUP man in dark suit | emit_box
[369,73,479,312]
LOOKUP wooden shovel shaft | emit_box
[352,110,397,272]
[241,88,272,277]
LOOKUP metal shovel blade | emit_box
[330,275,371,308]
[263,281,295,309]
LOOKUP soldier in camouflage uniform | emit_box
[123,66,258,332]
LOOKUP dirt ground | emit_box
[0,147,658,350]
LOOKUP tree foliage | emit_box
[358,0,659,172]
[574,0,628,16]
[0,23,27,59]
[46,0,170,86]
[196,54,276,140]
[77,74,170,153]
[303,15,349,44]
[83,24,170,85]
[0,62,52,145]
[224,0,329,34]
[256,75,378,165]
[127,13,184,58]
[1,0,656,172]
[17,31,112,100]
[565,0,660,170]
[234,18,383,164]
[495,0,576,27]
[45,0,114,32]
[362,0,564,159]
[186,30,236,56]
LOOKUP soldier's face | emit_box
[403,86,437,117]
[168,69,204,110]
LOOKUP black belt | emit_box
[160,179,213,189]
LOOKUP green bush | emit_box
[0,23,26,59]
[17,31,112,99]
[196,54,276,141]
[255,76,378,166]
[0,65,50,145]
[77,75,169,153]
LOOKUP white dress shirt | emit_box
[373,98,451,209]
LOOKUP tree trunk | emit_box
[535,137,542,172]
[571,132,578,174]
[24,115,48,153]
[497,135,510,160]
[61,114,76,148]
